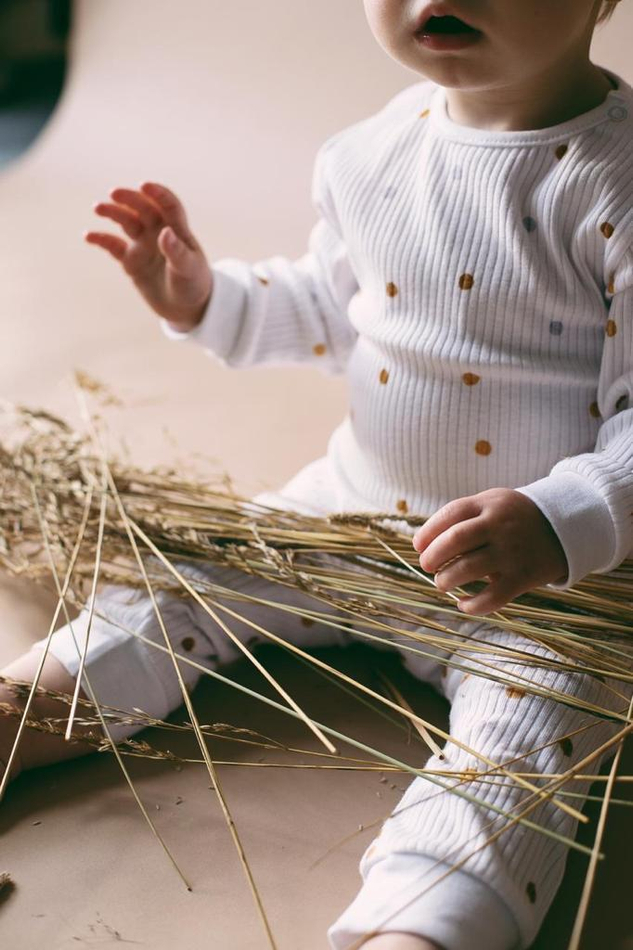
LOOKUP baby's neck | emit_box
[444,62,616,133]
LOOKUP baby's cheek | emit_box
[362,0,404,53]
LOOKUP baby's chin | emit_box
[391,37,514,94]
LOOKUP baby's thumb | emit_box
[158,226,198,277]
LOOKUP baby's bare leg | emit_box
[0,647,94,781]
[361,934,443,949]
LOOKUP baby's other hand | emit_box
[412,488,568,616]
[85,182,213,330]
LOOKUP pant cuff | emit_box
[327,852,520,950]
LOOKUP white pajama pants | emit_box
[35,457,632,950]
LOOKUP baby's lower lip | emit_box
[415,29,483,52]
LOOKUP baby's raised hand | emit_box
[412,488,568,616]
[85,182,213,330]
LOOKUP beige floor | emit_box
[1,2,632,947]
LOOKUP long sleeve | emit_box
[516,242,633,589]
[161,141,359,375]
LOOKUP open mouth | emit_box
[418,14,479,34]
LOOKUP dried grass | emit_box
[1,393,632,948]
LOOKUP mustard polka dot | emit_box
[505,686,527,699]
[440,665,448,679]
[555,144,568,160]
[300,617,315,627]
[475,440,492,456]
[459,273,474,290]
[558,737,573,757]
[526,882,537,904]
[419,108,430,119]
[386,281,398,297]
[379,368,390,385]
[607,273,616,295]
[396,499,408,514]
[256,275,269,285]
[615,394,628,412]
[600,221,615,239]
[313,343,326,356]
[459,768,477,783]
[589,401,601,418]
[606,320,617,337]
[181,636,196,652]
[462,372,481,386]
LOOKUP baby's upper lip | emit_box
[415,3,480,33]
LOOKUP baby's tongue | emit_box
[424,15,478,33]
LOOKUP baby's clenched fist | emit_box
[85,181,213,330]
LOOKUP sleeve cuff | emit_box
[515,471,616,589]
[159,262,249,360]
[327,853,519,950]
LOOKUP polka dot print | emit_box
[522,216,537,233]
[558,737,573,757]
[462,372,480,386]
[459,273,474,290]
[256,275,269,285]
[555,144,568,160]
[616,394,628,412]
[607,273,615,295]
[396,499,408,514]
[606,320,617,337]
[440,665,448,679]
[419,108,430,119]
[181,636,196,652]
[549,321,564,336]
[600,221,615,239]
[379,368,390,385]
[386,281,398,297]
[505,686,526,699]
[589,401,601,419]
[475,440,492,456]
[526,882,537,904]
[312,343,326,356]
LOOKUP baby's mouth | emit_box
[418,14,480,35]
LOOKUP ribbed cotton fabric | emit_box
[163,65,633,591]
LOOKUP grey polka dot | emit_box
[522,216,537,233]
[608,105,628,122]
[549,320,563,336]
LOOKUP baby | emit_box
[2,1,632,948]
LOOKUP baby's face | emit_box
[363,0,605,90]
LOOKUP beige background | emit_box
[1,2,632,948]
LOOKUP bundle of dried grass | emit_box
[1,393,632,949]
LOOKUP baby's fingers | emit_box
[457,573,518,616]
[94,202,143,239]
[141,182,199,250]
[84,231,128,262]
[109,187,163,229]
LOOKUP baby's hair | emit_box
[596,0,620,24]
